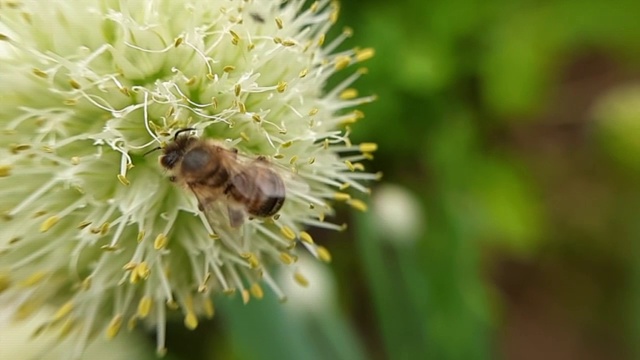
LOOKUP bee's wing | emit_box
[227,204,246,228]
[187,183,228,229]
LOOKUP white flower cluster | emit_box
[0,0,376,357]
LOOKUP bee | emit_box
[157,128,286,228]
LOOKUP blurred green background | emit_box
[160,1,640,359]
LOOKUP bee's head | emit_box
[159,130,197,169]
[159,144,182,169]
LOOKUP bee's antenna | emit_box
[174,128,197,140]
[143,147,162,157]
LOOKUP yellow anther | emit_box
[0,273,10,293]
[223,288,236,296]
[32,68,48,78]
[356,47,375,62]
[293,272,309,287]
[237,101,246,113]
[359,143,378,153]
[223,65,235,72]
[345,160,355,171]
[280,226,296,240]
[353,163,365,171]
[204,298,215,318]
[229,30,240,45]
[282,40,296,47]
[234,84,241,97]
[279,252,296,265]
[15,300,38,320]
[40,216,59,233]
[289,155,298,165]
[299,231,314,244]
[341,117,358,125]
[250,283,264,299]
[137,230,145,243]
[316,246,332,263]
[307,157,316,165]
[71,156,80,165]
[252,114,262,123]
[240,132,250,142]
[339,183,351,190]
[58,319,75,339]
[198,283,207,293]
[127,316,138,331]
[136,262,150,280]
[129,262,149,284]
[281,140,293,148]
[334,55,351,70]
[100,222,110,235]
[185,76,197,86]
[174,37,183,47]
[122,262,136,271]
[299,68,308,78]
[0,164,12,177]
[10,143,31,153]
[276,81,287,93]
[53,301,74,321]
[33,323,48,338]
[154,233,168,250]
[81,276,92,290]
[273,36,283,44]
[166,299,179,310]
[137,296,152,318]
[275,17,283,29]
[245,253,260,268]
[339,88,358,100]
[348,199,368,212]
[117,174,130,186]
[106,314,123,339]
[241,289,250,304]
[317,33,325,46]
[69,79,81,89]
[334,192,351,201]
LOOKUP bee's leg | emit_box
[256,155,267,162]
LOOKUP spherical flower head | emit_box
[0,0,376,357]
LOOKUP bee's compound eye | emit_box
[182,147,211,172]
[160,153,180,169]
